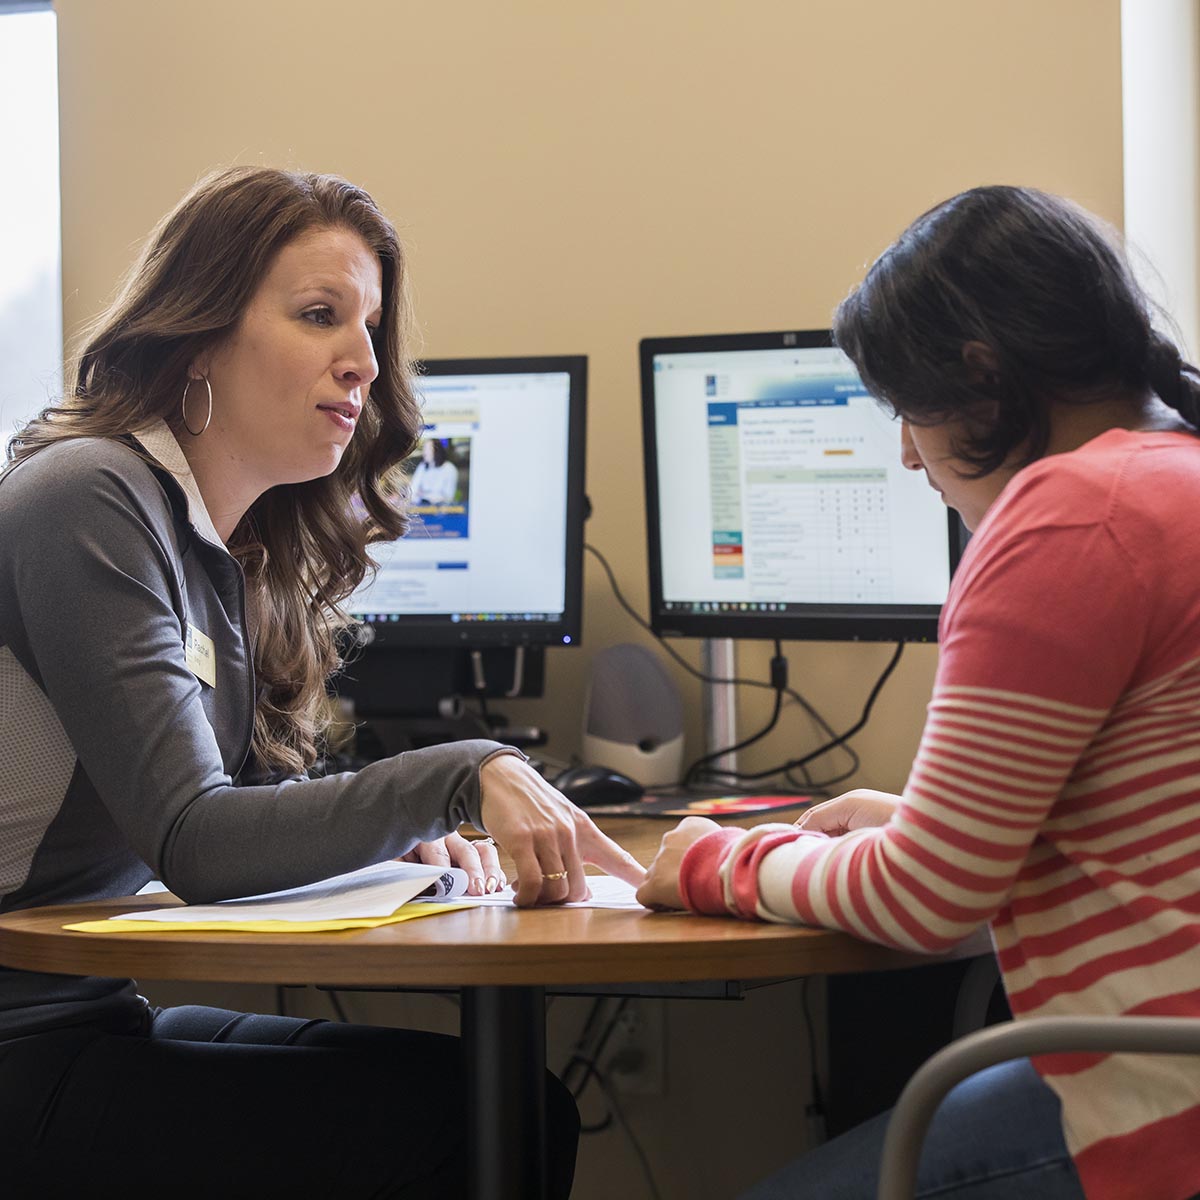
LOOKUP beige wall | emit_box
[55,0,1124,793]
[53,3,1123,1194]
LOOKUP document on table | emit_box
[469,875,643,910]
[64,861,476,934]
[63,864,644,935]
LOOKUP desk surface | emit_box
[0,815,990,988]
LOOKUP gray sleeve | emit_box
[0,442,519,903]
[158,740,522,902]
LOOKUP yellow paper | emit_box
[64,900,479,934]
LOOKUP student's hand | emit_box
[636,816,722,911]
[400,832,507,896]
[479,755,647,906]
[795,789,901,836]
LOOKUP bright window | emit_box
[0,2,62,446]
[1122,0,1199,360]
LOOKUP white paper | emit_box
[111,861,469,924]
[467,875,643,910]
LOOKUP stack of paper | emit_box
[65,861,477,934]
[469,876,642,910]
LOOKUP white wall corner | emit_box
[1122,0,1200,362]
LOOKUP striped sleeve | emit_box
[679,513,1150,951]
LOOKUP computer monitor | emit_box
[641,330,964,643]
[346,355,587,649]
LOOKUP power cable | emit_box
[682,641,786,786]
[587,1063,665,1200]
[729,641,905,782]
[585,543,860,787]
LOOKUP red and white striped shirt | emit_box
[680,428,1200,1200]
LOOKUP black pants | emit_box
[0,1004,579,1199]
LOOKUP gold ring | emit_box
[542,870,569,881]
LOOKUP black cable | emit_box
[588,1065,665,1200]
[690,645,900,785]
[586,544,780,694]
[560,997,612,1095]
[710,696,862,791]
[588,542,856,786]
[732,641,906,782]
[772,692,860,788]
[788,756,858,792]
[585,543,858,785]
[594,543,838,780]
[579,1111,613,1135]
[800,977,827,1138]
[327,989,350,1023]
[683,640,787,786]
[568,1056,614,1137]
[561,997,630,1128]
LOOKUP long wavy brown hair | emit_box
[8,166,420,776]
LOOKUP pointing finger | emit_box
[578,824,647,887]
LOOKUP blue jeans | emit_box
[740,1058,1085,1199]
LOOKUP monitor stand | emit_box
[701,637,739,776]
[330,646,549,764]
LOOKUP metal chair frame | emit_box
[877,1015,1200,1200]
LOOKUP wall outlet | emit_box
[599,999,667,1095]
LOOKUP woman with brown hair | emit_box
[0,166,639,1196]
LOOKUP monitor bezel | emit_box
[640,329,964,644]
[351,354,587,649]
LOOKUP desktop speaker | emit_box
[581,643,684,787]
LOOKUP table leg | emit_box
[462,984,548,1200]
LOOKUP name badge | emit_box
[184,623,217,689]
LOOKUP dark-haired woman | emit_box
[640,186,1200,1200]
[0,166,642,1197]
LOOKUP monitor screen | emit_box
[348,355,587,648]
[641,330,963,642]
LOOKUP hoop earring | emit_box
[181,375,213,437]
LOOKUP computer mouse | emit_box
[552,764,645,810]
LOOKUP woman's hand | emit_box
[635,816,722,911]
[400,832,506,896]
[795,788,901,836]
[478,755,647,906]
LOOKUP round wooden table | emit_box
[0,811,982,988]
[0,811,989,1200]
[0,886,969,987]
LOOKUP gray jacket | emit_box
[0,423,508,1039]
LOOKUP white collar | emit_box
[130,419,226,549]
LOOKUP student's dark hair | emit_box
[833,185,1200,475]
[9,166,420,776]
[428,439,447,467]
